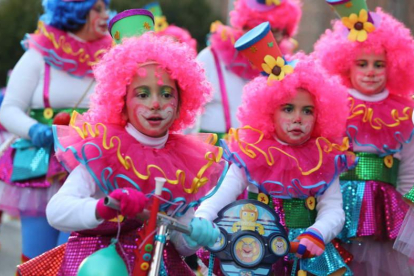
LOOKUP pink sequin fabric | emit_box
[357,180,408,240]
[56,220,194,276]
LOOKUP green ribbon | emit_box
[248,192,316,229]
[30,108,88,126]
[340,152,399,187]
[199,130,227,146]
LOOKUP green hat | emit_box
[326,0,369,18]
[109,9,155,44]
[143,2,163,17]
[326,0,379,42]
[142,2,169,32]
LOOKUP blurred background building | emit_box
[0,0,413,86]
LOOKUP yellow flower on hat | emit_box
[261,55,294,83]
[154,16,169,32]
[265,0,281,5]
[342,9,375,42]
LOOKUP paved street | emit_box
[0,214,21,276]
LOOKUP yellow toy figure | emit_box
[232,203,265,235]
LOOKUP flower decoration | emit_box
[341,9,375,42]
[154,16,169,32]
[261,55,293,82]
[265,0,281,5]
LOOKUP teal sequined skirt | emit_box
[339,180,365,241]
[287,228,352,276]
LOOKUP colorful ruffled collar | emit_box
[22,21,113,78]
[222,126,355,199]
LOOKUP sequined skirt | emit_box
[340,180,408,241]
[17,224,194,276]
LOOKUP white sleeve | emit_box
[181,48,216,134]
[310,177,345,244]
[0,49,43,138]
[396,139,414,195]
[46,164,104,232]
[195,164,248,221]
[169,208,198,256]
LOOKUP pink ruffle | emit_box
[394,207,414,264]
[24,22,112,77]
[344,238,413,276]
[158,25,197,54]
[228,129,354,198]
[357,180,408,240]
[209,24,260,80]
[54,116,224,204]
[347,95,414,153]
[0,180,61,217]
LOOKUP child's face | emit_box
[273,88,316,146]
[124,64,179,137]
[350,51,387,95]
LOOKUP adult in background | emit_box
[0,0,112,264]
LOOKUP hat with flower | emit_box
[142,2,168,32]
[143,2,197,52]
[109,9,154,44]
[326,0,381,42]
[230,0,302,38]
[235,22,296,84]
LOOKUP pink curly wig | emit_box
[157,25,197,53]
[230,0,302,37]
[237,54,349,140]
[84,33,212,132]
[314,8,414,99]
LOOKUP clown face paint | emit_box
[273,88,316,146]
[124,64,179,138]
[350,51,387,95]
[81,0,109,41]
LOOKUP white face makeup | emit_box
[350,51,387,95]
[124,64,179,138]
[273,88,316,146]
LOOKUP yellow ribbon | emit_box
[69,112,223,194]
[348,97,413,130]
[229,126,350,176]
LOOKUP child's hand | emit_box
[96,188,148,220]
[183,217,220,248]
[293,228,325,258]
